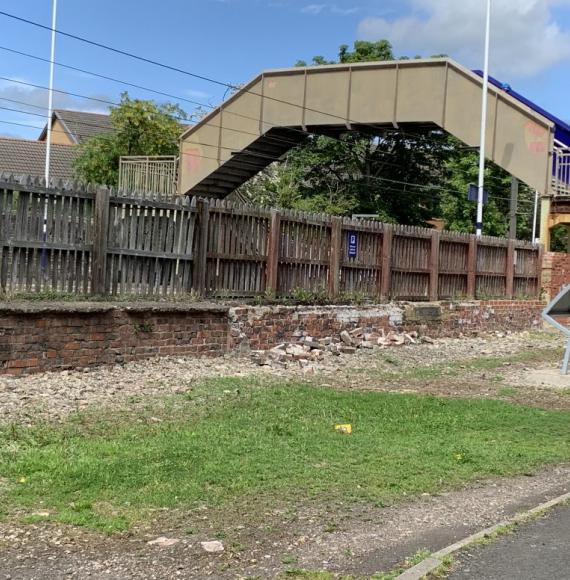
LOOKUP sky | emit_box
[1,0,570,140]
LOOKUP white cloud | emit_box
[301,2,359,15]
[332,5,359,15]
[358,0,570,78]
[0,80,111,114]
[301,3,326,14]
[185,88,212,100]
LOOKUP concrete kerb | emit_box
[395,490,570,579]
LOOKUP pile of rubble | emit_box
[251,328,435,367]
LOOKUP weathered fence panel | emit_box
[206,200,269,296]
[277,212,331,296]
[438,233,470,299]
[0,182,93,295]
[0,178,543,302]
[105,196,196,296]
[339,217,383,298]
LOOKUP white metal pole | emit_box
[44,0,58,185]
[532,189,539,243]
[476,0,491,237]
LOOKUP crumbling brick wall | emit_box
[542,252,570,301]
[0,300,544,376]
[229,301,544,352]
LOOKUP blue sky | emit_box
[1,0,570,139]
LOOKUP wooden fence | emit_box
[0,177,543,300]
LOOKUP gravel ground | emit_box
[0,331,565,424]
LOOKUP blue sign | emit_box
[468,184,489,204]
[348,232,358,258]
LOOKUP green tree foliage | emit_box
[74,93,187,186]
[296,40,395,67]
[439,141,535,237]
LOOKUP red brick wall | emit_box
[542,252,570,300]
[0,300,545,376]
[0,305,229,376]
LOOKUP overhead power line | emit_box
[0,14,529,204]
[0,32,524,192]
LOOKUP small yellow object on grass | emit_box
[335,424,352,434]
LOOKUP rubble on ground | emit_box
[250,328,434,368]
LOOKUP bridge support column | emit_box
[540,196,552,250]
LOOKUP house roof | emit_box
[0,137,79,180]
[38,109,114,144]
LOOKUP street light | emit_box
[44,0,58,185]
[476,0,491,237]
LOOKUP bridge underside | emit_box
[187,123,441,197]
[179,58,555,199]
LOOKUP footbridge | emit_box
[178,58,569,246]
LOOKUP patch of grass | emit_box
[498,387,519,398]
[2,379,570,532]
[470,523,517,547]
[373,548,432,579]
[428,555,455,578]
[376,348,563,382]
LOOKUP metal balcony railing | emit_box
[118,155,178,201]
[552,141,570,197]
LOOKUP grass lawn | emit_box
[2,377,570,533]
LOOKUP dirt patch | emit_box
[1,465,568,579]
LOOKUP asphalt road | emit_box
[448,505,570,580]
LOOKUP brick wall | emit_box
[0,304,229,376]
[0,300,545,376]
[229,301,544,351]
[542,252,570,301]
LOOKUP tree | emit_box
[296,40,395,67]
[74,93,187,186]
[439,140,535,237]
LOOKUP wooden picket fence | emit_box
[0,176,542,300]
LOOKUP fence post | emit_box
[380,224,393,301]
[329,217,342,299]
[266,209,281,295]
[505,239,516,299]
[429,230,440,301]
[193,199,209,296]
[467,236,477,299]
[91,188,110,296]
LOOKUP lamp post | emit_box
[476,0,491,237]
[44,0,57,185]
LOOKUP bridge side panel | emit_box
[349,66,397,124]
